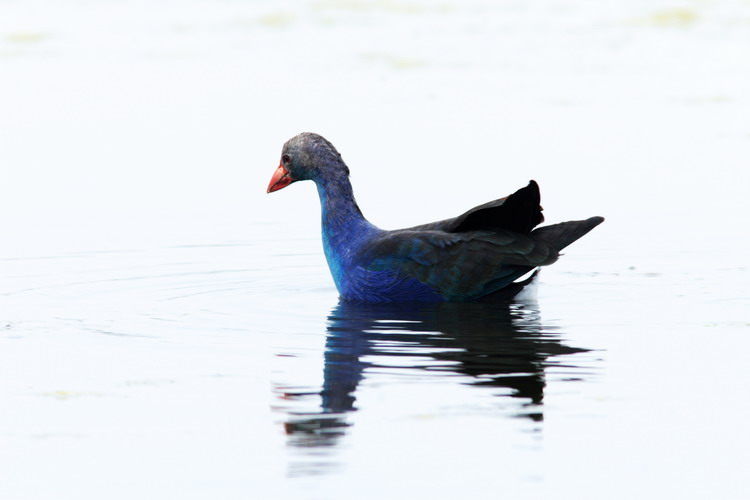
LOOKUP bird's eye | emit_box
[282,154,291,164]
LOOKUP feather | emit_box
[268,133,604,302]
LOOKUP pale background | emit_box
[1,1,749,499]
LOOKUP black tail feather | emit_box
[530,216,604,252]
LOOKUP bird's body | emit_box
[267,133,603,303]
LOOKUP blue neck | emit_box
[315,173,378,294]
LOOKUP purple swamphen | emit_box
[267,133,603,303]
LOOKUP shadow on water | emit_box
[277,297,591,455]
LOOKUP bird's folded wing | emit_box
[362,229,558,299]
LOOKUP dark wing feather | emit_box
[362,229,558,300]
[370,181,602,300]
[406,181,544,234]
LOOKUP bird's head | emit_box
[267,133,349,193]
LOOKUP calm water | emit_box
[2,1,749,499]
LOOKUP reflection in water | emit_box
[278,298,590,453]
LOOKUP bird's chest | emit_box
[322,235,441,302]
[321,229,363,296]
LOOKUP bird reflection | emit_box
[281,298,589,448]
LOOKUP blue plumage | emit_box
[267,133,603,303]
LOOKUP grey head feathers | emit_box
[282,133,350,179]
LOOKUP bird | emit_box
[267,132,603,303]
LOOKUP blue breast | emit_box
[338,267,443,303]
[322,225,442,303]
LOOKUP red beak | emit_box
[267,164,294,193]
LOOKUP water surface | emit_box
[1,1,749,499]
